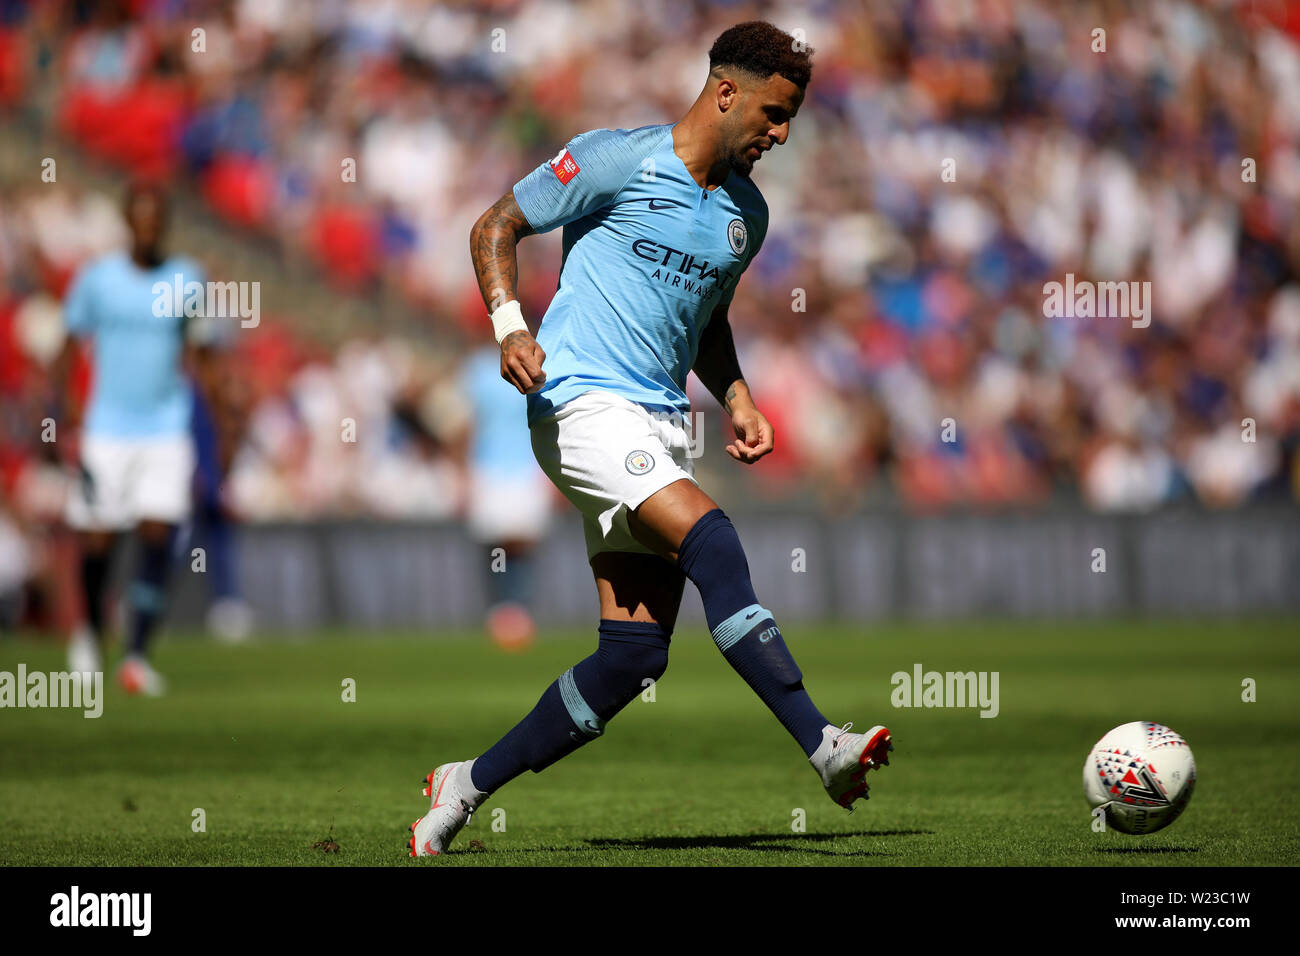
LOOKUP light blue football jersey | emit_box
[63,251,204,438]
[512,123,768,425]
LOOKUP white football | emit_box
[1083,721,1196,835]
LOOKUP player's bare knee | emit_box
[136,520,173,547]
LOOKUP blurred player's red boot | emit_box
[486,602,536,652]
[408,760,487,857]
[810,722,893,809]
[117,655,167,697]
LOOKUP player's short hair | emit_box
[123,181,168,218]
[708,20,814,91]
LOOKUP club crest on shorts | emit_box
[625,450,655,475]
[727,218,747,255]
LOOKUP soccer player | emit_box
[60,183,206,695]
[188,316,254,643]
[410,21,892,856]
[457,343,554,650]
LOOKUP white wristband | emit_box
[490,300,528,344]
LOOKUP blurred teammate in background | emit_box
[458,344,553,651]
[188,312,253,643]
[58,183,206,695]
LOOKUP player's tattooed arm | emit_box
[723,381,747,416]
[469,191,536,313]
[471,191,547,393]
[694,304,752,412]
[694,304,773,463]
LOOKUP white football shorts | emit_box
[66,433,196,531]
[530,390,698,560]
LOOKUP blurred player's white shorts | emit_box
[466,469,552,543]
[66,433,196,530]
[530,390,697,560]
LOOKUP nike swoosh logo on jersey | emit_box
[647,199,684,210]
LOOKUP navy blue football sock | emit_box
[677,509,828,757]
[469,620,670,794]
[127,533,175,657]
[80,549,112,642]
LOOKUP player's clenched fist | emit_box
[500,330,547,395]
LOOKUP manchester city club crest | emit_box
[624,450,655,475]
[727,218,747,255]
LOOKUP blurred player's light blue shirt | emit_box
[64,251,204,438]
[512,123,768,425]
[462,346,537,478]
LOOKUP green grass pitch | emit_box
[1,619,1297,866]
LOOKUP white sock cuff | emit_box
[809,726,837,765]
[458,758,490,806]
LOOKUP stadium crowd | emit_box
[1,0,1298,612]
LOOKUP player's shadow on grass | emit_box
[586,830,931,856]
[1094,846,1200,855]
